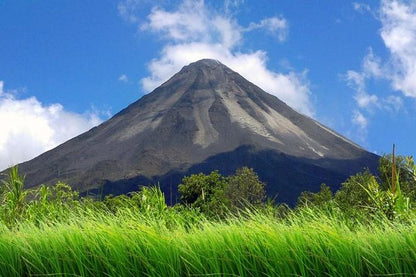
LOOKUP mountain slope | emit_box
[15,59,378,204]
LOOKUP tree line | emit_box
[0,154,415,228]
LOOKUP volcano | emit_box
[15,59,378,204]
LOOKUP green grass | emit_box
[1,207,416,276]
[2,165,416,276]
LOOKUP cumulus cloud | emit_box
[0,81,103,170]
[141,1,241,48]
[137,0,313,116]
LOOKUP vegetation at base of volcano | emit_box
[0,155,415,276]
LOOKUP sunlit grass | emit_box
[1,164,416,276]
[1,207,416,276]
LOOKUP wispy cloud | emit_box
[344,48,403,137]
[224,0,244,13]
[352,110,368,130]
[0,81,104,170]
[128,0,314,115]
[346,0,416,138]
[345,68,379,110]
[349,1,416,99]
[353,2,372,14]
[118,74,129,83]
[118,0,143,23]
[245,16,288,42]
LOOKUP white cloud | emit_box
[362,48,384,78]
[345,70,366,93]
[356,92,379,110]
[351,1,416,98]
[380,0,416,97]
[246,16,288,42]
[141,1,241,48]
[345,49,400,134]
[345,69,379,109]
[224,0,244,13]
[118,74,129,82]
[353,2,372,13]
[0,81,103,171]
[138,0,313,116]
[118,0,143,23]
[352,110,368,130]
[347,0,416,136]
[383,95,403,112]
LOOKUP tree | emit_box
[334,169,376,211]
[334,169,400,220]
[178,171,229,216]
[297,183,333,207]
[226,167,265,209]
[178,168,267,216]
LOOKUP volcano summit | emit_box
[16,59,378,204]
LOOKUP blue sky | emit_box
[0,0,415,170]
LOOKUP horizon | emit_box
[0,0,415,170]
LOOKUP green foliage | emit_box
[333,169,401,220]
[135,186,167,216]
[102,186,167,219]
[25,182,80,224]
[178,171,230,217]
[297,183,333,207]
[378,154,416,199]
[178,168,267,216]
[1,160,416,275]
[103,194,138,212]
[334,169,380,217]
[0,166,27,227]
[334,161,413,221]
[226,167,265,209]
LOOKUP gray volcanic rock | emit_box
[15,59,378,204]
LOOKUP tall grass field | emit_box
[1,207,416,276]
[1,161,416,276]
